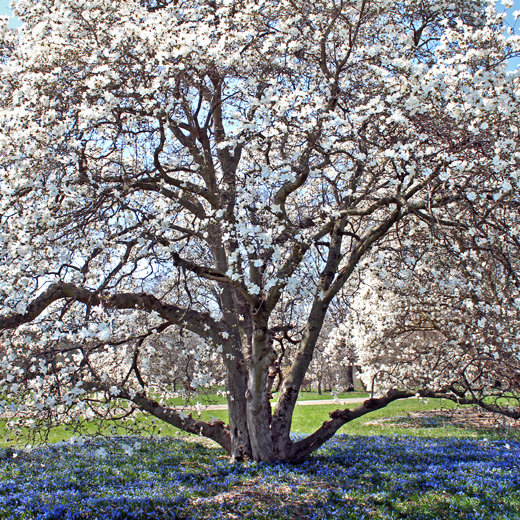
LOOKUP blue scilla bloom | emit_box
[0,435,518,519]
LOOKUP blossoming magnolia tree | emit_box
[334,220,520,410]
[1,0,520,462]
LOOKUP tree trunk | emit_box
[245,317,277,461]
[345,365,355,392]
[210,246,253,460]
[225,365,252,461]
[317,377,322,395]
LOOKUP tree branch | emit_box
[0,282,229,343]
[291,388,520,461]
[128,391,231,452]
[290,389,413,461]
[81,382,232,453]
[170,252,255,305]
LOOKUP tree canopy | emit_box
[0,0,519,461]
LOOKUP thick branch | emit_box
[129,392,231,452]
[170,252,255,305]
[290,389,412,460]
[81,382,232,453]
[0,282,228,343]
[325,208,402,301]
[264,221,334,314]
[0,283,93,331]
[291,388,520,461]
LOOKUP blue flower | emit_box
[0,435,517,519]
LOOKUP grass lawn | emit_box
[280,389,369,401]
[0,390,368,446]
[164,389,369,407]
[201,398,520,441]
[0,398,519,518]
[3,397,519,446]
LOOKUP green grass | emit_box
[2,397,519,447]
[163,388,369,406]
[280,389,369,401]
[197,398,520,440]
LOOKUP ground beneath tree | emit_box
[368,407,520,430]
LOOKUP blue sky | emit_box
[0,0,519,69]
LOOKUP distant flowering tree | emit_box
[0,0,519,461]
[337,222,520,409]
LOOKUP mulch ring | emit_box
[366,407,520,430]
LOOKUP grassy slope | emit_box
[6,397,518,447]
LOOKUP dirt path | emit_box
[176,397,367,411]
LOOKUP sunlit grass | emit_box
[2,397,519,447]
[163,388,369,406]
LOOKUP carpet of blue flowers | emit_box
[0,434,518,519]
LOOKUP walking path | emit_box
[177,397,367,411]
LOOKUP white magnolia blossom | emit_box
[0,0,519,461]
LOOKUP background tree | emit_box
[0,0,519,462]
[341,219,520,410]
